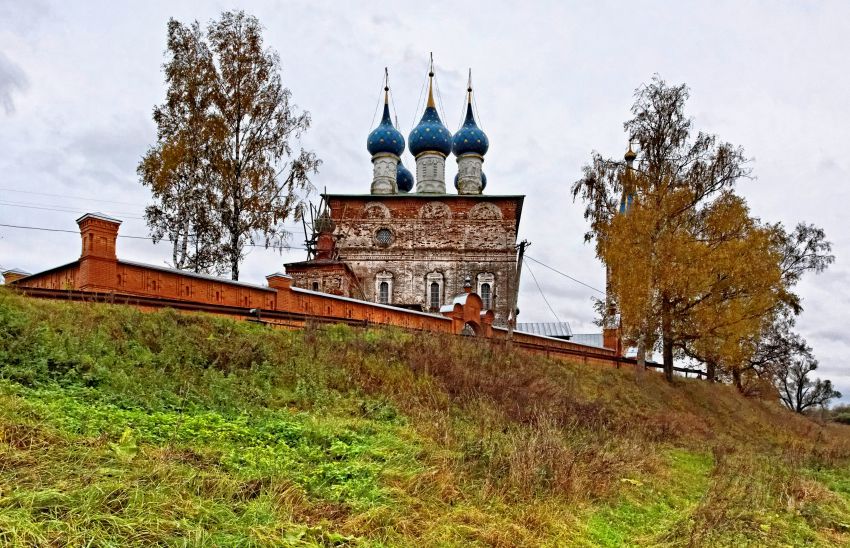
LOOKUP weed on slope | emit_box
[1,289,849,546]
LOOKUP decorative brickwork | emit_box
[286,194,523,326]
[6,211,626,369]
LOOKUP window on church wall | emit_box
[312,281,320,291]
[426,272,444,310]
[481,283,491,310]
[430,282,440,310]
[375,271,393,305]
[477,273,495,310]
[375,228,394,247]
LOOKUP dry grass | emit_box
[1,289,850,545]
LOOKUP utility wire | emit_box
[0,201,301,230]
[524,257,563,324]
[0,200,145,220]
[0,223,308,250]
[524,254,605,295]
[0,187,141,206]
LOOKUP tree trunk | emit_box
[229,178,241,281]
[635,335,646,382]
[661,299,674,382]
[230,228,240,281]
[707,360,716,382]
[732,368,743,392]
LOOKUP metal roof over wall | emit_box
[569,333,605,348]
[516,322,573,338]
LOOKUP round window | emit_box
[375,228,394,247]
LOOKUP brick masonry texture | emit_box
[286,194,523,326]
[7,212,620,366]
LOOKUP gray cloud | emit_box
[1,0,849,401]
[0,52,28,114]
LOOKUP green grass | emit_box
[583,449,714,546]
[1,288,849,546]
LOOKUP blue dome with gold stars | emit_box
[396,161,414,192]
[409,71,452,157]
[409,105,452,156]
[452,101,489,156]
[367,101,405,156]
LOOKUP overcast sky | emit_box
[1,0,848,398]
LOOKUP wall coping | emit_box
[76,212,123,224]
[119,260,276,292]
[6,260,78,284]
[291,286,452,322]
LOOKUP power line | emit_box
[0,201,302,230]
[0,200,145,220]
[524,254,605,295]
[0,223,309,250]
[524,258,563,324]
[0,191,307,227]
[0,187,141,206]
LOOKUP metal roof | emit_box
[76,212,123,224]
[569,333,605,348]
[516,322,573,338]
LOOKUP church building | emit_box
[285,65,523,326]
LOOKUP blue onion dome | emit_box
[396,161,414,192]
[452,95,489,156]
[367,90,405,156]
[408,75,452,156]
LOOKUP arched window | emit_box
[430,282,440,310]
[312,281,320,291]
[477,273,495,310]
[375,271,394,304]
[480,283,491,310]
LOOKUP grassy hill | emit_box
[0,288,849,546]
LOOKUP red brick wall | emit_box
[11,264,79,290]
[9,211,619,367]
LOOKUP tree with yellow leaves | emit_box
[573,77,832,385]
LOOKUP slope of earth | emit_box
[0,288,849,546]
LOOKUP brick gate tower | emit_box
[285,64,524,326]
